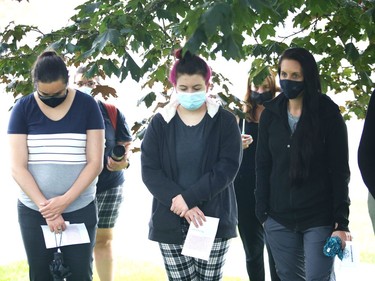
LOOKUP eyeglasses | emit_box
[76,80,96,88]
[37,87,68,100]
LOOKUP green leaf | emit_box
[223,35,242,60]
[80,28,121,59]
[202,3,232,37]
[359,71,373,87]
[80,1,102,14]
[243,0,275,14]
[185,27,207,54]
[306,0,334,16]
[156,9,178,22]
[255,24,275,41]
[345,42,360,63]
[102,59,120,77]
[0,43,9,54]
[138,91,156,108]
[125,53,141,82]
[66,42,76,53]
[92,28,121,52]
[49,38,65,51]
[250,59,270,86]
[86,63,100,79]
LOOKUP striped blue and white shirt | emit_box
[8,91,104,212]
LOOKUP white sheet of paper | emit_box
[41,222,90,249]
[181,216,219,261]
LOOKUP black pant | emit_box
[234,173,280,281]
[18,200,98,281]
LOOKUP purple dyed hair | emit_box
[168,49,212,86]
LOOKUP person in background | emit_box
[141,49,242,280]
[74,66,133,281]
[358,88,375,234]
[8,50,104,280]
[234,68,280,281]
[255,47,352,281]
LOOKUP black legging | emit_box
[18,200,97,281]
[234,173,280,281]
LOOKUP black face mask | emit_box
[280,79,304,99]
[38,90,68,108]
[251,91,273,105]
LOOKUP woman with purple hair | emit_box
[141,49,242,280]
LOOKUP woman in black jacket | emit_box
[234,68,280,281]
[141,49,242,280]
[358,88,375,234]
[255,47,352,281]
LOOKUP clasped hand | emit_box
[39,196,67,221]
[170,195,206,227]
[40,196,68,233]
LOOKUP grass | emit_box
[0,258,245,281]
[94,258,246,281]
[0,199,373,280]
[0,261,29,281]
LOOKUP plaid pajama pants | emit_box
[159,220,230,280]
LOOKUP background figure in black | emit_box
[358,88,375,234]
[234,68,280,281]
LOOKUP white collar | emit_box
[160,94,221,123]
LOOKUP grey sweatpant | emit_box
[368,192,375,234]
[264,217,335,281]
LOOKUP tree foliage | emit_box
[1,0,375,136]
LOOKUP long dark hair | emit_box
[278,47,321,185]
[32,50,69,85]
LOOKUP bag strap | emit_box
[102,102,118,131]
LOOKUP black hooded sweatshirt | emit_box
[255,93,350,232]
[358,89,375,198]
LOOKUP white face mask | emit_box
[78,86,92,95]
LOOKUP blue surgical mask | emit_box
[78,86,92,95]
[280,79,304,99]
[177,91,206,111]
